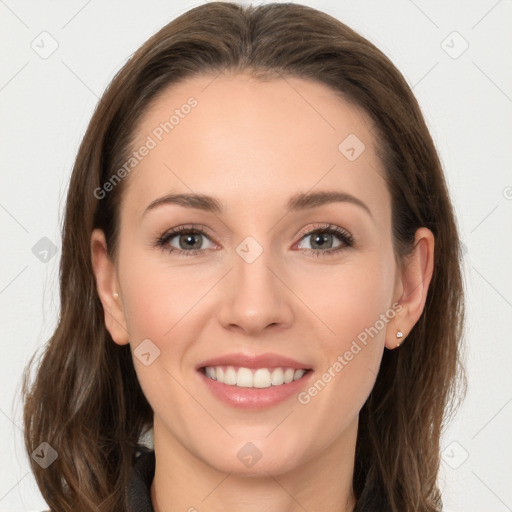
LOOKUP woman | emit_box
[22,2,466,511]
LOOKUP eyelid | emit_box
[294,223,353,244]
[157,223,217,241]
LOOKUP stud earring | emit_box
[113,292,119,299]
[395,330,404,348]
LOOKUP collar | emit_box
[126,447,156,512]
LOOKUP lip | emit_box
[196,352,313,371]
[197,367,314,409]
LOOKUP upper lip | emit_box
[196,352,313,371]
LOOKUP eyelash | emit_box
[153,223,354,258]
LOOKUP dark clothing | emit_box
[126,447,156,512]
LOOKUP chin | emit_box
[201,445,304,477]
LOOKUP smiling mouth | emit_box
[199,365,312,388]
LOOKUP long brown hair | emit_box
[22,2,466,510]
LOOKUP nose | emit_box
[217,245,294,335]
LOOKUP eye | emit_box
[295,224,354,257]
[154,225,215,257]
[153,223,354,258]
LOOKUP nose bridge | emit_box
[234,235,273,290]
[217,234,293,333]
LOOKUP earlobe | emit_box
[394,329,405,348]
[385,227,435,350]
[90,228,130,346]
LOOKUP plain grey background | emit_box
[1,1,511,511]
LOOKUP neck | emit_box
[150,416,358,512]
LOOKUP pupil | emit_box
[181,234,200,249]
[312,233,331,249]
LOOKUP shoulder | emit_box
[40,447,156,512]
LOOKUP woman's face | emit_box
[96,72,407,475]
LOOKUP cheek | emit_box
[295,253,394,412]
[296,251,395,344]
[118,248,207,343]
[117,251,207,416]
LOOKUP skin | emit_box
[91,72,434,512]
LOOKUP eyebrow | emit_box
[141,190,372,219]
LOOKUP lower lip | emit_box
[198,369,313,409]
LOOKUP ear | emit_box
[90,228,130,346]
[385,227,435,350]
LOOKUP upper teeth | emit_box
[204,366,307,388]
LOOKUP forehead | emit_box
[123,72,389,223]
